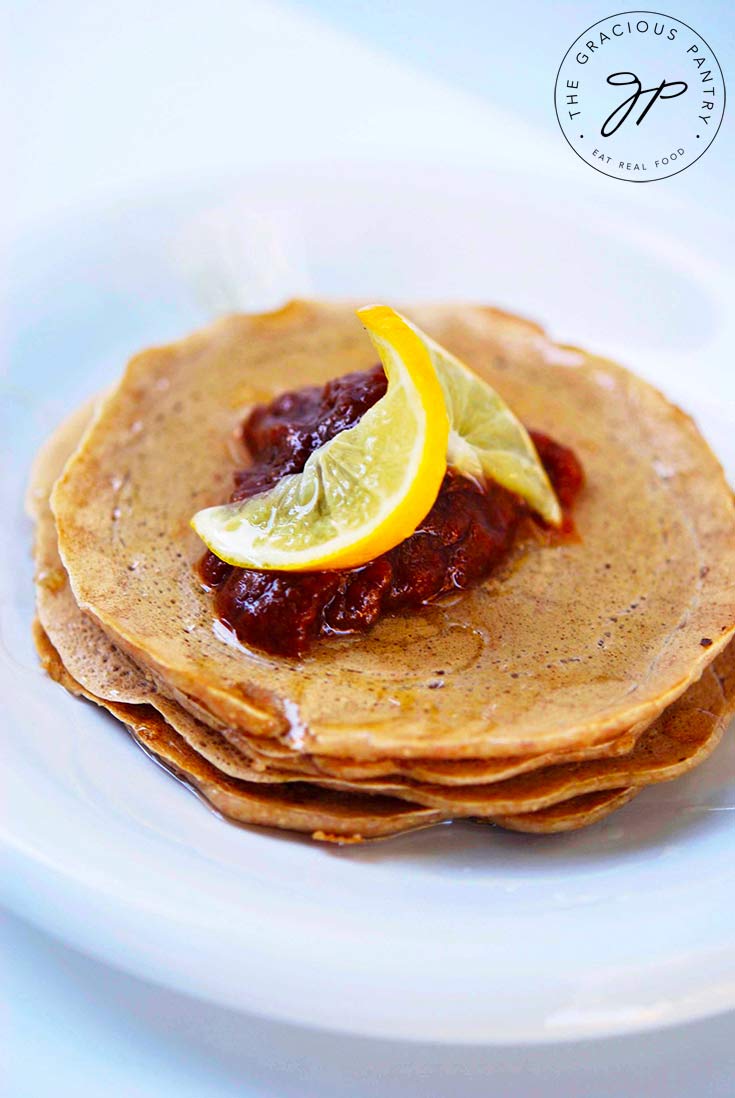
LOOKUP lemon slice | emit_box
[192,305,449,570]
[385,309,562,527]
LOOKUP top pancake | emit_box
[51,300,735,759]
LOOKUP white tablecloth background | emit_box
[5,1,734,1093]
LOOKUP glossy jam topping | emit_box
[200,366,583,657]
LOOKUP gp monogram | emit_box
[554,11,725,181]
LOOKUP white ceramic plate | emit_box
[3,166,734,1044]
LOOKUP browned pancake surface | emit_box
[50,302,735,758]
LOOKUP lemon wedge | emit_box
[387,309,563,527]
[192,305,449,570]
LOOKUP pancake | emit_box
[30,400,645,791]
[185,645,734,817]
[330,644,734,815]
[50,301,735,760]
[33,621,641,837]
[236,725,644,784]
[491,789,639,834]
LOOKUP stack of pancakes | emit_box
[29,302,735,841]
